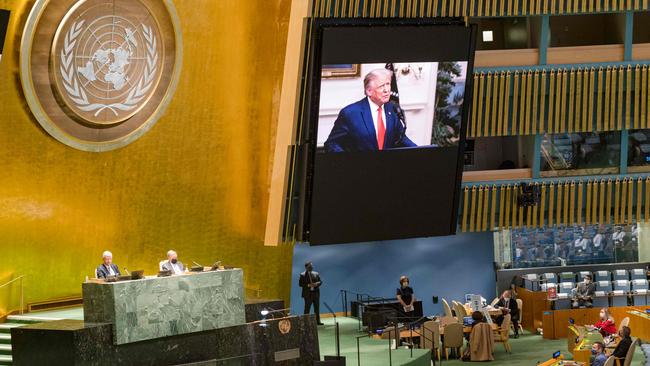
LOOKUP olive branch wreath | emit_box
[59,20,158,117]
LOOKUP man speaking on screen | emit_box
[324,68,417,153]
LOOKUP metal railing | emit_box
[0,275,26,316]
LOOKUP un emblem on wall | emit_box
[20,0,182,151]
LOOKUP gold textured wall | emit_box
[0,0,293,313]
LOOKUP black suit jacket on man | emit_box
[161,260,186,273]
[495,298,519,318]
[96,263,120,279]
[299,270,322,298]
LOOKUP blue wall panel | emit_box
[290,232,497,317]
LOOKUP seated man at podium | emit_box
[96,251,120,279]
[161,250,186,275]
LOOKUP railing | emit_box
[0,275,26,316]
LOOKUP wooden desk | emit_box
[542,306,650,339]
[537,357,584,366]
[627,310,650,341]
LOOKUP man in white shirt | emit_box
[161,250,186,275]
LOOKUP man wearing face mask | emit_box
[495,290,520,338]
[591,342,607,366]
[299,261,323,325]
[161,250,186,275]
[396,276,415,321]
[572,274,596,308]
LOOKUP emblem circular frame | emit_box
[20,0,183,152]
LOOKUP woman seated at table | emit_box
[609,326,632,360]
[588,308,617,337]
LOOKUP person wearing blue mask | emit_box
[591,342,607,366]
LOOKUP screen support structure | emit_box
[0,10,10,64]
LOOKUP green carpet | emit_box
[317,317,649,366]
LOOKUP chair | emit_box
[560,272,576,283]
[578,271,592,281]
[524,273,540,291]
[494,314,512,353]
[622,338,638,366]
[453,301,467,323]
[442,298,453,318]
[632,279,649,305]
[542,272,558,284]
[631,269,646,280]
[595,270,612,282]
[603,356,616,366]
[490,297,499,307]
[468,322,494,361]
[593,280,612,308]
[613,270,629,281]
[559,282,575,294]
[443,323,464,359]
[618,317,629,333]
[515,298,523,334]
[422,320,441,361]
[556,282,575,309]
[612,280,630,307]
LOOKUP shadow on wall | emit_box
[290,232,497,316]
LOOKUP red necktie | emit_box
[377,106,385,150]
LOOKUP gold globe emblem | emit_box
[20,0,182,151]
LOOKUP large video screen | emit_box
[299,19,477,245]
[0,10,9,64]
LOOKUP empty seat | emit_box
[523,273,539,291]
[595,271,611,282]
[559,282,575,294]
[593,281,612,308]
[542,273,558,284]
[631,269,646,280]
[560,272,576,283]
[632,279,649,306]
[613,270,629,281]
[612,280,630,307]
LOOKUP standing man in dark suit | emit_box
[96,250,121,279]
[495,290,520,338]
[299,261,323,325]
[324,68,417,153]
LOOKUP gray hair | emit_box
[363,68,393,96]
[102,251,112,258]
[167,250,177,257]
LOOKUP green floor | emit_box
[318,317,649,366]
[21,309,650,365]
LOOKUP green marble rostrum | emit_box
[82,269,246,345]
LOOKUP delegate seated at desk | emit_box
[96,250,120,279]
[161,250,187,275]
[587,308,616,338]
[495,290,520,338]
[572,274,596,308]
[608,326,632,361]
[591,342,607,366]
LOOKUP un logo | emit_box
[21,0,182,151]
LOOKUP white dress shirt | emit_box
[367,97,387,140]
[593,234,603,248]
[107,265,116,276]
[171,262,183,275]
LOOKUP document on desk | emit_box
[403,305,414,313]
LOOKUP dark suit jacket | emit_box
[161,260,186,273]
[299,270,322,298]
[495,298,519,318]
[324,98,417,152]
[96,263,120,279]
[575,282,596,298]
[612,336,632,358]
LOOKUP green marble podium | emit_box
[82,269,245,345]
